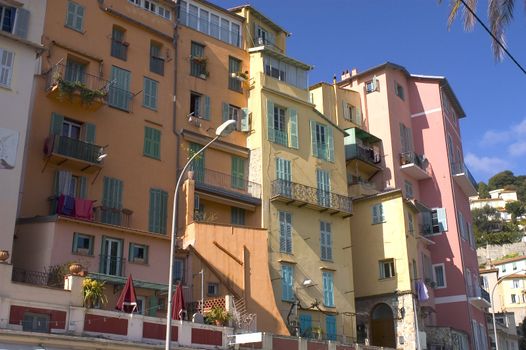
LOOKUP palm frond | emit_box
[462,0,478,30]
[448,0,462,29]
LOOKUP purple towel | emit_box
[416,280,429,301]
[61,195,75,216]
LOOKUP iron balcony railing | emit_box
[150,56,164,75]
[99,254,125,277]
[183,168,261,200]
[93,206,133,227]
[11,267,65,289]
[46,63,111,96]
[48,134,103,164]
[271,179,352,214]
[480,286,491,304]
[400,151,429,171]
[451,162,478,189]
[345,144,381,164]
[111,39,128,60]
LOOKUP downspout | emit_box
[173,1,180,187]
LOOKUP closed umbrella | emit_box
[172,283,185,320]
[115,274,137,313]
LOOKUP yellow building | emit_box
[228,5,356,341]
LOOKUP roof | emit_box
[336,61,466,118]
[248,46,312,70]
[492,255,526,265]
[479,268,498,274]
[353,188,402,203]
[229,4,289,35]
[193,0,246,22]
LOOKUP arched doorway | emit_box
[370,303,396,348]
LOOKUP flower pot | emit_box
[214,319,223,326]
[69,262,83,275]
[0,250,9,262]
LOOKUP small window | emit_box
[372,203,385,224]
[322,271,335,307]
[279,211,292,254]
[143,77,158,110]
[395,81,405,100]
[365,77,379,93]
[281,264,294,301]
[0,48,14,88]
[228,56,242,92]
[433,264,446,288]
[190,92,202,118]
[190,42,207,78]
[134,296,146,314]
[150,42,164,75]
[111,27,128,60]
[129,243,148,263]
[404,180,413,199]
[72,232,94,255]
[513,262,518,270]
[502,264,507,273]
[207,283,219,296]
[22,313,49,333]
[0,5,16,34]
[173,258,184,283]
[231,207,245,225]
[144,126,161,159]
[379,259,395,279]
[512,279,521,289]
[511,294,518,303]
[65,1,85,32]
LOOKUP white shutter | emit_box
[0,49,14,87]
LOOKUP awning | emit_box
[88,272,168,292]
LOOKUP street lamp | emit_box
[165,119,236,349]
[491,269,526,350]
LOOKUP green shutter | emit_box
[14,8,30,39]
[144,127,152,156]
[153,129,161,158]
[222,102,229,122]
[289,109,298,149]
[148,296,159,316]
[50,113,64,135]
[327,126,334,162]
[203,95,210,120]
[79,176,87,199]
[241,108,249,132]
[72,232,79,253]
[160,190,168,234]
[310,120,318,157]
[149,189,157,232]
[84,123,96,143]
[231,156,245,189]
[143,78,151,108]
[128,243,133,262]
[267,99,275,142]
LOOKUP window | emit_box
[143,127,161,159]
[135,296,145,315]
[190,42,206,78]
[188,4,198,29]
[512,279,521,289]
[231,23,240,47]
[502,264,507,273]
[129,243,148,263]
[320,221,332,261]
[143,77,158,110]
[311,121,334,161]
[279,211,292,254]
[513,262,518,270]
[395,81,404,100]
[150,42,164,75]
[342,102,361,125]
[220,18,229,42]
[111,27,127,60]
[101,177,123,225]
[326,315,337,341]
[22,313,49,333]
[255,25,275,46]
[480,276,489,289]
[188,143,205,183]
[264,55,308,89]
[273,104,287,145]
[231,156,245,189]
[407,212,414,236]
[511,294,518,303]
[316,169,331,207]
[276,157,292,196]
[379,259,395,279]
[431,208,448,234]
[0,48,14,88]
[72,233,94,255]
[108,66,132,111]
[458,210,467,239]
[149,188,168,234]
[207,283,219,296]
[64,59,86,84]
[0,5,16,34]
[365,77,379,93]
[129,0,171,19]
[231,207,245,225]
[422,253,433,281]
[228,57,242,92]
[210,14,219,39]
[199,9,208,33]
[404,180,413,199]
[65,1,84,32]
[281,264,294,301]
[266,100,298,148]
[61,119,82,139]
[190,92,210,120]
[372,203,385,224]
[222,103,241,130]
[322,271,335,307]
[399,123,413,154]
[433,264,446,288]
[173,258,184,282]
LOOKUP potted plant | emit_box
[82,278,108,308]
[205,306,231,326]
[0,250,9,262]
[69,262,84,275]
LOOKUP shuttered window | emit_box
[231,156,245,190]
[231,207,245,225]
[190,42,206,78]
[326,315,337,341]
[143,127,161,159]
[310,121,334,162]
[316,169,331,207]
[299,314,312,337]
[72,232,94,255]
[322,271,335,307]
[143,77,158,110]
[189,143,204,183]
[102,177,123,225]
[320,221,332,261]
[372,203,385,224]
[228,56,242,92]
[281,264,294,301]
[279,211,292,254]
[65,1,85,32]
[108,66,131,111]
[149,188,168,234]
[276,157,292,196]
[0,48,14,88]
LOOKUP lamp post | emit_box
[165,119,236,350]
[490,269,526,350]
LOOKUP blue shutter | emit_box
[323,271,334,307]
[203,95,210,120]
[267,99,275,142]
[326,315,337,341]
[289,109,298,149]
[299,314,312,337]
[310,120,318,157]
[281,264,293,301]
[222,102,229,122]
[437,208,448,232]
[241,108,250,132]
[327,126,334,162]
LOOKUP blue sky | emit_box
[214,0,526,183]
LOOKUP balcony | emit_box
[344,128,382,177]
[93,206,133,227]
[44,134,103,173]
[45,63,110,111]
[186,168,261,206]
[110,39,128,60]
[399,152,431,180]
[451,162,478,196]
[270,179,352,217]
[348,175,377,197]
[469,285,492,309]
[11,267,65,289]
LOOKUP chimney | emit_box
[340,69,351,81]
[351,68,358,76]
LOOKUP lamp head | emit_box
[302,279,313,287]
[215,119,236,137]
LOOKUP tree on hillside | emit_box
[478,182,490,199]
[440,0,524,60]
[520,317,526,350]
[506,201,525,224]
[488,170,516,191]
[472,205,523,246]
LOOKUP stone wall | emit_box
[477,242,526,264]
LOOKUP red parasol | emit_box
[115,274,138,313]
[172,283,185,320]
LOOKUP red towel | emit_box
[75,199,93,220]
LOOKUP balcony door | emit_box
[101,236,122,276]
[276,158,291,196]
[316,169,331,207]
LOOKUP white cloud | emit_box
[508,141,526,156]
[480,130,510,145]
[464,153,509,174]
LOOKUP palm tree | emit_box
[440,0,520,60]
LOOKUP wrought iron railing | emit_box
[111,39,128,60]
[182,168,261,199]
[47,134,103,164]
[93,206,133,227]
[11,267,65,289]
[45,63,111,96]
[150,56,164,75]
[345,144,381,164]
[99,254,125,277]
[480,286,491,303]
[271,179,352,214]
[400,151,429,172]
[251,37,284,53]
[451,162,478,189]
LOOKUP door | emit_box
[102,237,122,276]
[370,303,395,348]
[299,314,312,338]
[317,169,330,207]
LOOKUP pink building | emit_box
[339,63,488,349]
